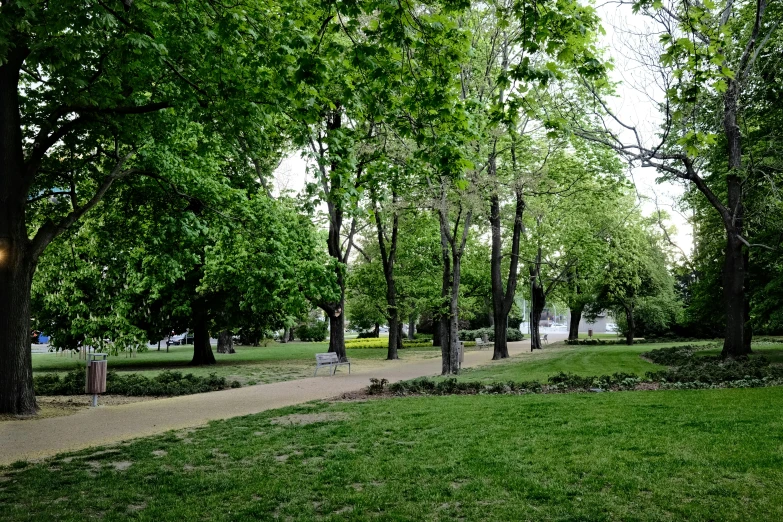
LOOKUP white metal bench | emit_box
[313,352,351,376]
[475,337,494,350]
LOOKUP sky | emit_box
[272,3,695,258]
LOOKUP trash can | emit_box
[588,329,593,338]
[85,353,108,406]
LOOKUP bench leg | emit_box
[314,366,319,377]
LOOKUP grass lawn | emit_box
[32,342,441,385]
[453,342,692,383]
[455,341,783,384]
[3,388,783,521]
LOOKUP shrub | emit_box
[458,328,524,342]
[646,355,783,384]
[641,345,703,365]
[34,369,240,396]
[356,331,378,339]
[296,322,328,342]
[344,339,433,349]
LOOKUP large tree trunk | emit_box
[387,314,399,360]
[722,231,749,357]
[407,314,415,341]
[489,191,524,360]
[0,46,38,415]
[190,320,216,365]
[529,272,545,351]
[436,205,469,375]
[720,78,752,358]
[217,330,235,354]
[281,327,289,343]
[624,305,635,346]
[568,305,583,341]
[0,252,37,415]
[327,306,347,361]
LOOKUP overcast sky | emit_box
[273,3,694,257]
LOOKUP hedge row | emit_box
[34,369,241,396]
[565,338,646,345]
[344,339,433,350]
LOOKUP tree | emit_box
[575,0,783,357]
[588,221,674,344]
[0,0,319,413]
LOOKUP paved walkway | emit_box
[0,336,564,465]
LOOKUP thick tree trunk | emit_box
[397,322,403,351]
[328,307,347,361]
[568,306,583,341]
[281,327,289,343]
[722,232,750,357]
[443,246,464,374]
[432,319,441,347]
[0,253,37,415]
[0,46,38,415]
[387,314,399,360]
[720,78,752,358]
[373,323,380,338]
[190,321,215,365]
[529,277,545,351]
[407,314,415,341]
[624,305,635,346]
[489,191,524,360]
[217,330,235,354]
[530,307,543,351]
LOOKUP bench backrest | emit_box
[475,338,483,344]
[542,334,548,340]
[315,352,339,364]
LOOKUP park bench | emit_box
[542,334,548,344]
[475,337,494,350]
[313,352,351,376]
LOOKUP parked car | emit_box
[169,332,194,345]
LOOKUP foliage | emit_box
[34,370,238,397]
[644,346,783,384]
[344,339,433,349]
[295,322,328,343]
[458,328,523,342]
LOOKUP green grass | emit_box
[456,341,783,384]
[3,388,783,521]
[453,342,690,383]
[32,342,440,385]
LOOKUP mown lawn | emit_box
[2,388,783,521]
[454,342,684,383]
[455,341,783,383]
[32,342,441,385]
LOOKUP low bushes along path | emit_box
[0,337,558,465]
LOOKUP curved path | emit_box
[0,336,564,465]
